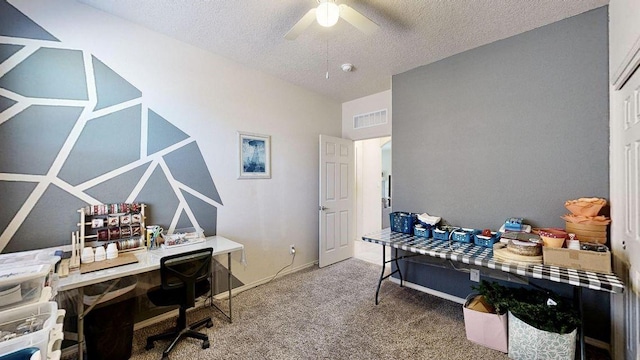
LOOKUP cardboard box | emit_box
[467,295,495,313]
[542,246,611,274]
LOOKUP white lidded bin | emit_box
[0,251,59,269]
[0,301,58,359]
[0,265,50,310]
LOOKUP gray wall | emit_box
[392,7,610,341]
[393,7,609,228]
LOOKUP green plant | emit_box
[472,281,580,334]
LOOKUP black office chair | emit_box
[145,247,214,359]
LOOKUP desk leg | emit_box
[228,252,232,323]
[77,287,84,360]
[575,287,585,360]
[210,253,234,323]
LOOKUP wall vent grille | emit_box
[353,109,387,129]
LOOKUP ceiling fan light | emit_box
[316,1,340,27]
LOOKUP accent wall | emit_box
[1,0,341,287]
[392,7,610,341]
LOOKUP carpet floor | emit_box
[129,258,511,360]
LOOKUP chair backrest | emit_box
[160,247,213,307]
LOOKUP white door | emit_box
[611,67,640,360]
[319,135,354,267]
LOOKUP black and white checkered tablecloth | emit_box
[362,228,624,294]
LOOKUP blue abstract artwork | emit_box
[239,132,270,179]
[243,139,265,172]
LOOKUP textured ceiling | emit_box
[77,0,609,102]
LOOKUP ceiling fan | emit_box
[284,0,379,40]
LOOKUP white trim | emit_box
[585,336,610,352]
[389,277,466,305]
[212,261,318,300]
[612,35,640,90]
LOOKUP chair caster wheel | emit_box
[162,355,169,360]
[145,341,155,350]
[206,320,213,328]
[202,340,210,349]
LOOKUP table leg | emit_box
[77,287,84,360]
[375,245,408,305]
[574,286,585,360]
[394,247,403,287]
[375,245,386,305]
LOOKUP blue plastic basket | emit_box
[504,217,524,232]
[390,212,417,234]
[413,225,431,238]
[451,228,480,243]
[473,232,501,247]
[432,227,449,241]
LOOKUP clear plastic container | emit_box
[0,265,49,310]
[0,301,58,359]
[161,227,205,248]
[0,251,59,268]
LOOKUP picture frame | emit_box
[238,131,271,179]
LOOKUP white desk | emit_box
[58,236,244,360]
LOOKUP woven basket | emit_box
[565,222,607,244]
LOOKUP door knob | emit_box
[319,206,328,211]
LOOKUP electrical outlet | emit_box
[289,245,296,255]
[470,269,480,282]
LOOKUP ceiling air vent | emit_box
[353,109,387,129]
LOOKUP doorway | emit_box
[353,136,391,265]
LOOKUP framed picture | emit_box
[238,131,271,179]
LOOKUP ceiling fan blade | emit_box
[284,8,317,40]
[338,4,379,35]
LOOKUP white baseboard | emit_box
[585,336,610,352]
[388,277,611,353]
[213,260,318,300]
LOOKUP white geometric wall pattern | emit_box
[0,0,222,253]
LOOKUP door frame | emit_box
[610,36,640,360]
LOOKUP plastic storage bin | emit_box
[161,227,205,248]
[0,265,50,310]
[432,227,450,241]
[0,301,58,359]
[389,212,417,234]
[413,225,431,238]
[0,251,59,268]
[0,348,40,360]
[474,232,501,247]
[451,228,480,243]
